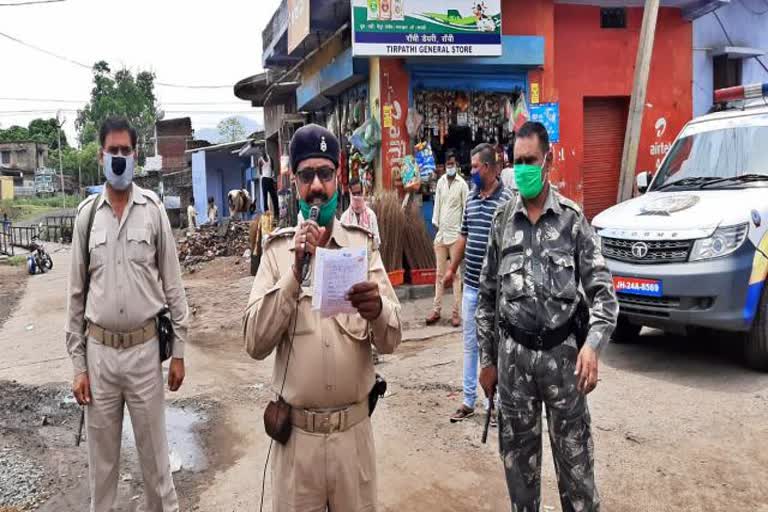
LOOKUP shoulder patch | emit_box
[343,223,374,239]
[140,187,163,208]
[264,227,296,248]
[558,194,582,215]
[76,193,99,214]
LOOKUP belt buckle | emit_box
[319,413,331,433]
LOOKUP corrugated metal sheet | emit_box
[582,97,628,220]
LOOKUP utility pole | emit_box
[617,0,660,203]
[78,155,82,198]
[56,110,65,208]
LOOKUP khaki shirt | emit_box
[243,220,402,409]
[65,184,190,375]
[432,174,469,245]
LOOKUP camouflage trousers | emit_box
[497,336,599,512]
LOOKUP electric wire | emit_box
[712,10,768,76]
[0,30,233,89]
[259,296,301,512]
[737,0,768,16]
[0,0,65,6]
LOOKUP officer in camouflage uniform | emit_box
[475,122,618,512]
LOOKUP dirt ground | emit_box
[0,264,27,330]
[1,248,768,511]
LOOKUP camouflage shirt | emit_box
[475,186,618,368]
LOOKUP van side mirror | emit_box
[636,171,652,194]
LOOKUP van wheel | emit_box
[745,286,768,371]
[612,316,641,344]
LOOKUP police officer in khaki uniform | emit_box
[65,117,189,512]
[243,124,402,512]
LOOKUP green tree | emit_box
[0,125,30,143]
[76,61,162,162]
[217,117,246,143]
[28,118,68,149]
[50,142,101,188]
[0,119,67,149]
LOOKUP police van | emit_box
[592,83,768,370]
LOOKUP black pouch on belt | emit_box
[368,374,387,416]
[157,308,174,362]
[264,397,292,444]
[572,294,590,350]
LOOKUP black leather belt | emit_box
[501,319,573,351]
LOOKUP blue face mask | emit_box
[103,152,135,191]
[471,172,483,189]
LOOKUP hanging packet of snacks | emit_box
[350,116,381,163]
[400,154,420,189]
[414,141,436,180]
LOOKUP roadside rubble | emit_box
[176,221,251,269]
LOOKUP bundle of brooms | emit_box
[372,191,405,271]
[372,191,435,272]
[402,201,436,270]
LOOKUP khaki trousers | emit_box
[272,416,376,512]
[86,338,179,512]
[433,242,462,315]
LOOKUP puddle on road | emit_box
[121,406,207,472]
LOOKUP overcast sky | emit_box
[0,0,282,144]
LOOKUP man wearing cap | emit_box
[243,124,402,511]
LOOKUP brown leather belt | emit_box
[87,320,157,349]
[290,400,368,434]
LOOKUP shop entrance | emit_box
[582,97,629,220]
[412,89,523,175]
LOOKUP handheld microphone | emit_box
[300,203,321,281]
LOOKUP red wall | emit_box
[553,4,692,203]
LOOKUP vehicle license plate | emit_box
[613,276,663,297]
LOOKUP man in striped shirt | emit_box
[443,143,514,422]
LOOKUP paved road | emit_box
[1,251,767,511]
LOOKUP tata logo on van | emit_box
[631,242,649,259]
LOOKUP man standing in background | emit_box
[426,150,468,328]
[443,144,513,422]
[186,196,197,235]
[207,196,218,225]
[258,151,278,213]
[340,179,381,249]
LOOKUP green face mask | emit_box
[298,190,339,227]
[514,164,545,199]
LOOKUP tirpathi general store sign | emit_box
[351,0,502,57]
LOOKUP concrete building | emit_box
[187,139,261,224]
[0,141,48,195]
[154,117,193,174]
[236,0,728,220]
[693,0,768,116]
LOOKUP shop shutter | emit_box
[582,97,629,220]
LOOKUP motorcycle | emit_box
[27,237,53,275]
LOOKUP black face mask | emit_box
[111,156,127,176]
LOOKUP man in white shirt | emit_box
[427,150,469,327]
[186,196,197,235]
[340,179,381,249]
[258,151,278,214]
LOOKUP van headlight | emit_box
[690,224,749,261]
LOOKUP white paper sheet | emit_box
[311,246,368,318]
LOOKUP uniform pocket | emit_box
[126,228,153,264]
[500,254,526,301]
[87,229,107,270]
[547,250,578,301]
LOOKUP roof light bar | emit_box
[714,82,768,103]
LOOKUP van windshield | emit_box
[651,119,768,191]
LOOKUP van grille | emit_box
[602,237,693,264]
